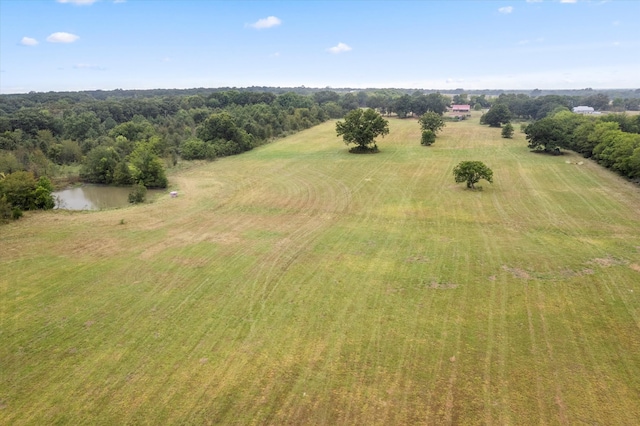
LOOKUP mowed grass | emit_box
[2,114,640,424]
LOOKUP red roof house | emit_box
[452,104,471,112]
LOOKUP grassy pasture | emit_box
[2,114,640,424]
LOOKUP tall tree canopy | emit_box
[481,104,512,127]
[453,161,494,189]
[336,108,389,152]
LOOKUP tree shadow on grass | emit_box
[348,145,380,154]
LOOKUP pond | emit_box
[53,185,164,210]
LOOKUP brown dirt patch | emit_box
[502,265,531,280]
[67,236,124,258]
[405,255,429,263]
[587,255,626,268]
[630,264,640,273]
[559,268,595,278]
[426,281,458,290]
[171,257,210,268]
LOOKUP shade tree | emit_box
[335,108,389,153]
[453,161,493,189]
[481,104,511,127]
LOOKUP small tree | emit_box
[33,176,55,210]
[418,111,445,134]
[421,130,436,146]
[336,108,389,153]
[501,123,514,139]
[453,161,493,189]
[128,182,147,204]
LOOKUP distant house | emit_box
[452,104,471,113]
[573,106,595,114]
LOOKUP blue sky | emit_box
[1,0,638,94]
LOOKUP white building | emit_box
[572,106,595,114]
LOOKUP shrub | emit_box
[421,130,436,146]
[128,183,147,204]
[502,123,514,139]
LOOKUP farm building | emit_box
[572,106,595,114]
[452,104,471,112]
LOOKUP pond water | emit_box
[53,185,163,210]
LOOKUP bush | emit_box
[12,207,23,220]
[501,123,514,139]
[0,195,12,222]
[128,183,147,204]
[421,130,436,146]
[180,138,214,160]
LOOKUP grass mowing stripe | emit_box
[2,114,640,424]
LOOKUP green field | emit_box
[2,115,640,424]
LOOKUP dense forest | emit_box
[1,87,639,221]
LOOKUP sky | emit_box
[0,0,638,94]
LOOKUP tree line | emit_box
[0,89,374,221]
[478,93,640,181]
[525,111,640,180]
[0,90,367,184]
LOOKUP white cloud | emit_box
[56,0,98,5]
[327,42,352,54]
[21,37,38,46]
[499,6,514,14]
[248,16,282,30]
[47,32,80,43]
[526,0,543,3]
[74,63,105,70]
[560,0,577,3]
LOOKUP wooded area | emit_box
[2,87,639,222]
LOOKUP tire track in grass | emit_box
[482,260,497,424]
[442,282,467,424]
[554,279,602,423]
[535,282,569,425]
[176,146,367,422]
[237,163,356,332]
[478,223,508,425]
[423,292,458,423]
[524,283,548,424]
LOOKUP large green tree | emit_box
[129,143,168,188]
[336,108,389,152]
[525,117,568,153]
[0,171,54,212]
[196,112,253,156]
[80,146,121,184]
[424,93,450,115]
[481,104,512,127]
[453,161,493,189]
[393,95,413,118]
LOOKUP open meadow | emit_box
[2,114,640,424]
